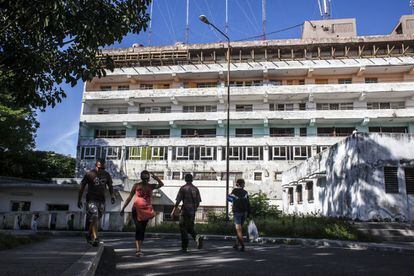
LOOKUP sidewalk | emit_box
[0,236,102,276]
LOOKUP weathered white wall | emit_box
[283,133,414,221]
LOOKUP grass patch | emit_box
[0,233,45,250]
[124,215,378,242]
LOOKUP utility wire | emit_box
[235,22,303,42]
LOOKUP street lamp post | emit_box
[199,15,231,221]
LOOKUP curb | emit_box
[62,243,104,276]
[2,229,413,254]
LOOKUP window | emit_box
[270,80,282,86]
[176,147,189,160]
[236,105,253,112]
[183,105,217,112]
[117,85,129,90]
[106,147,120,160]
[230,80,262,87]
[100,86,111,91]
[193,172,217,180]
[139,106,171,113]
[316,146,330,154]
[83,147,96,159]
[172,172,181,180]
[47,204,69,211]
[338,79,352,84]
[271,146,287,160]
[404,168,414,195]
[140,83,153,90]
[11,201,31,212]
[300,128,307,137]
[246,147,261,160]
[181,129,216,138]
[235,128,253,137]
[365,78,378,83]
[315,79,328,85]
[158,84,170,89]
[293,146,309,160]
[299,103,306,110]
[97,108,109,114]
[288,188,294,205]
[367,102,405,110]
[228,147,241,160]
[298,80,305,85]
[384,167,399,194]
[316,103,353,110]
[317,127,354,137]
[137,129,170,138]
[128,147,142,160]
[196,82,218,88]
[200,146,214,160]
[254,172,262,181]
[274,172,282,181]
[306,182,314,202]
[152,172,165,180]
[151,147,165,160]
[369,127,408,134]
[95,129,126,138]
[221,172,243,181]
[269,103,294,111]
[296,185,303,204]
[270,128,294,137]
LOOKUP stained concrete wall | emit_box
[283,133,414,221]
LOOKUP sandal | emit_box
[135,250,144,257]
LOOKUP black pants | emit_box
[179,214,197,249]
[132,208,148,241]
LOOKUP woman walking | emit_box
[121,170,164,257]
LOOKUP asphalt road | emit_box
[96,237,414,276]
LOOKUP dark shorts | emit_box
[233,212,247,226]
[86,201,104,222]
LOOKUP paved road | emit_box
[96,237,414,276]
[0,237,91,276]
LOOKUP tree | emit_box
[1,0,151,110]
[249,192,281,219]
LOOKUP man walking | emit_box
[78,159,115,246]
[171,174,203,252]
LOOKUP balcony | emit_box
[83,82,414,104]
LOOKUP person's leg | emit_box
[179,216,189,251]
[235,224,245,249]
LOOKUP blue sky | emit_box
[35,0,412,157]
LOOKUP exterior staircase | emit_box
[354,222,414,242]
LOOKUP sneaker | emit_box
[196,235,204,249]
[92,239,100,247]
[136,251,144,257]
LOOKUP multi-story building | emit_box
[77,15,414,217]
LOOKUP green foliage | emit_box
[0,151,76,180]
[137,214,377,242]
[249,192,281,219]
[1,0,151,109]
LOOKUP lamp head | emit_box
[199,15,210,25]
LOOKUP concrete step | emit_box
[354,223,414,242]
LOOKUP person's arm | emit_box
[171,188,183,216]
[106,174,115,204]
[150,172,164,189]
[246,193,251,218]
[120,183,137,215]
[195,189,201,209]
[77,176,87,209]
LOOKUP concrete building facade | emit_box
[76,16,414,216]
[282,133,414,222]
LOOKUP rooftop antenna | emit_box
[318,0,331,19]
[185,0,190,44]
[262,0,266,40]
[148,0,154,45]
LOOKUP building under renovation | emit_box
[77,14,414,217]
